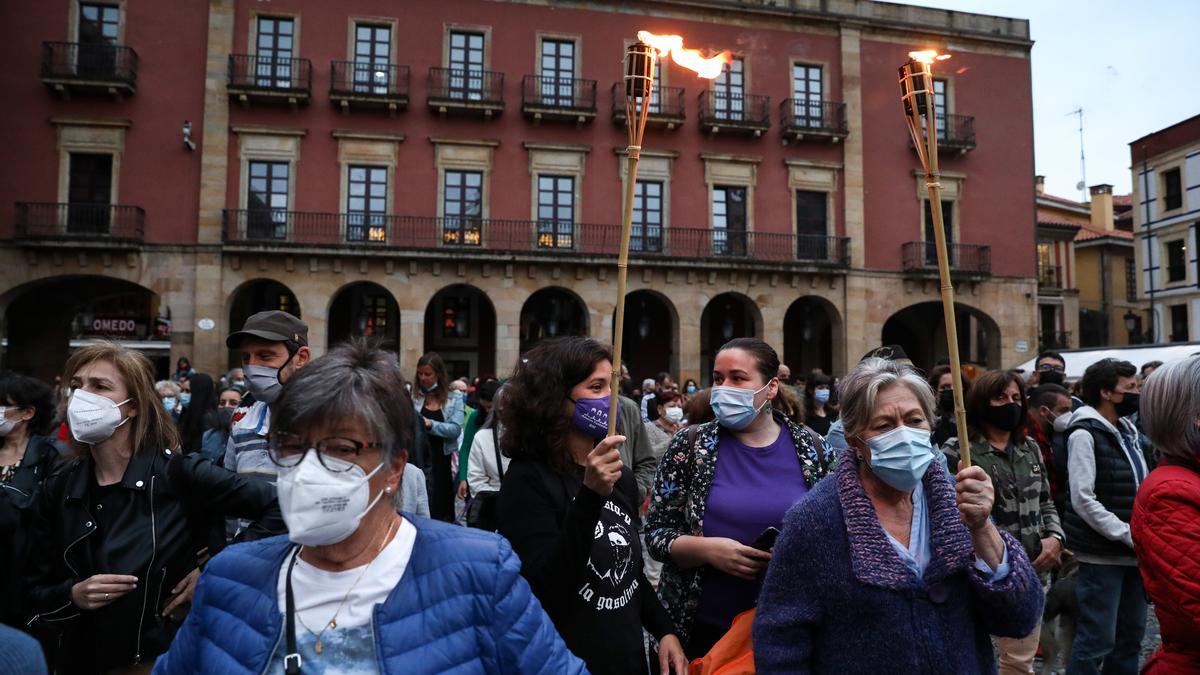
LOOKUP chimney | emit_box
[1090,184,1114,232]
[1035,175,1045,194]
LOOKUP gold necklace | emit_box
[294,516,400,655]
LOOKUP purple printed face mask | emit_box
[570,395,616,439]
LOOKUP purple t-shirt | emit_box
[695,424,808,630]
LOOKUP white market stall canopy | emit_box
[1014,343,1200,379]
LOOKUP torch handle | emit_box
[608,148,641,437]
[920,70,971,469]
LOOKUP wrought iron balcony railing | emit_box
[698,91,770,133]
[521,76,597,118]
[41,42,138,94]
[933,113,976,151]
[329,61,409,108]
[610,83,686,128]
[15,202,145,241]
[228,54,312,99]
[221,210,850,268]
[902,241,991,275]
[780,99,847,140]
[1039,331,1072,351]
[426,67,505,114]
[1038,264,1064,289]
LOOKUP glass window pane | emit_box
[350,182,366,197]
[557,206,572,220]
[349,197,364,211]
[538,205,554,219]
[557,177,572,192]
[271,178,287,194]
[250,162,268,177]
[278,20,293,35]
[349,167,365,182]
[465,173,481,187]
[369,198,385,212]
[271,195,288,208]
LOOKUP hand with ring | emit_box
[71,574,138,610]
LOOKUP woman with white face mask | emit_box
[753,358,1045,673]
[155,339,584,675]
[24,343,279,675]
[645,390,685,460]
[645,337,836,659]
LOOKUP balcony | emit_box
[14,202,144,244]
[521,76,597,125]
[610,84,686,130]
[915,114,976,155]
[1039,331,1073,351]
[41,42,137,99]
[1038,264,1065,292]
[780,99,848,143]
[901,241,991,276]
[221,209,848,269]
[329,61,409,114]
[698,91,770,136]
[227,54,312,107]
[426,68,505,118]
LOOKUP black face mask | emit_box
[1114,392,1140,418]
[984,402,1025,432]
[938,389,955,414]
[1039,371,1065,387]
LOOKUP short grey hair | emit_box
[1140,356,1200,460]
[155,380,181,397]
[272,338,415,463]
[839,357,936,440]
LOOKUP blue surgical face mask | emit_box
[814,389,831,405]
[686,384,697,395]
[162,396,178,413]
[864,424,935,492]
[710,383,770,431]
[179,392,192,408]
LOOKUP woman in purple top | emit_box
[646,338,835,658]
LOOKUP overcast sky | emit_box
[903,0,1199,200]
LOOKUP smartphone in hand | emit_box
[750,526,781,552]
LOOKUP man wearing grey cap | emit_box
[222,310,311,482]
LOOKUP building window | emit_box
[346,165,387,242]
[713,58,745,121]
[443,170,483,246]
[933,79,948,139]
[539,38,576,106]
[1170,304,1189,342]
[68,152,113,234]
[442,295,472,338]
[1037,242,1058,287]
[791,64,823,127]
[1166,239,1187,283]
[78,3,120,77]
[448,30,484,100]
[795,190,828,260]
[712,186,748,256]
[247,160,289,240]
[631,180,663,253]
[1162,168,1183,212]
[352,24,391,94]
[1125,257,1138,302]
[537,175,574,249]
[359,294,390,338]
[923,199,954,265]
[255,16,295,88]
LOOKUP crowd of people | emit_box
[0,311,1196,675]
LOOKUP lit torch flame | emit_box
[637,30,729,80]
[908,50,952,64]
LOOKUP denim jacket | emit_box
[413,390,465,457]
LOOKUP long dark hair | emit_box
[0,372,56,436]
[804,373,834,418]
[178,373,218,454]
[499,337,612,471]
[416,351,449,405]
[966,369,1028,443]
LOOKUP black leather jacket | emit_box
[0,434,62,628]
[24,446,280,673]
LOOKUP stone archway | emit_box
[519,287,589,354]
[613,289,679,383]
[783,296,841,377]
[700,292,762,384]
[882,301,1002,371]
[328,281,400,351]
[226,278,300,369]
[424,283,497,381]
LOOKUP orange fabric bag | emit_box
[687,608,757,675]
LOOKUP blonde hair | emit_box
[63,342,180,455]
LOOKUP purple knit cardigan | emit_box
[752,449,1044,674]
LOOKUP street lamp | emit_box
[1123,310,1140,343]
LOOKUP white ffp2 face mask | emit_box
[663,406,685,424]
[67,389,131,445]
[0,407,19,437]
[276,451,386,547]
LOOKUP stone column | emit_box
[840,26,866,269]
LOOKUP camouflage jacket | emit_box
[943,436,1064,560]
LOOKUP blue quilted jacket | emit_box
[152,517,586,674]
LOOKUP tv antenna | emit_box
[1068,107,1086,199]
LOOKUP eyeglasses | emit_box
[1038,364,1066,373]
[266,434,384,472]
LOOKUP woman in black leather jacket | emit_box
[0,372,62,634]
[24,343,281,674]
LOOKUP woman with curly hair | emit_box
[497,337,688,674]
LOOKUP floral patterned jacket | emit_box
[645,412,836,643]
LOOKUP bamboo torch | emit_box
[608,34,727,436]
[897,50,972,467]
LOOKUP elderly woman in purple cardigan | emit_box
[753,358,1044,673]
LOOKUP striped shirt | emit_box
[223,401,275,478]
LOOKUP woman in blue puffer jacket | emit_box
[153,339,583,675]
